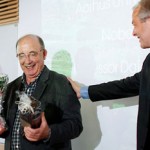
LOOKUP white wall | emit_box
[0,24,18,82]
[18,0,41,37]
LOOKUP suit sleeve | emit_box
[45,76,83,146]
[89,72,140,102]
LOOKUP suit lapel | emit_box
[32,66,51,101]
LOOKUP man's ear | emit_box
[43,49,47,60]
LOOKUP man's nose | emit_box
[132,28,136,36]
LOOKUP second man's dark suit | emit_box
[88,53,150,150]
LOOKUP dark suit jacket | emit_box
[88,53,150,150]
[1,66,83,150]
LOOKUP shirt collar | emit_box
[21,66,45,86]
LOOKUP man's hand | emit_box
[24,112,50,142]
[0,126,6,135]
[67,77,81,99]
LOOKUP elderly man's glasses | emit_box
[16,50,43,61]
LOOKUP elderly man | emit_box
[0,34,83,150]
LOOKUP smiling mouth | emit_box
[25,64,35,69]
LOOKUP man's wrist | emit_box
[43,128,51,143]
[80,86,90,99]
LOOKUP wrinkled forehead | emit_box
[16,36,41,53]
[18,36,39,46]
[17,36,40,48]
